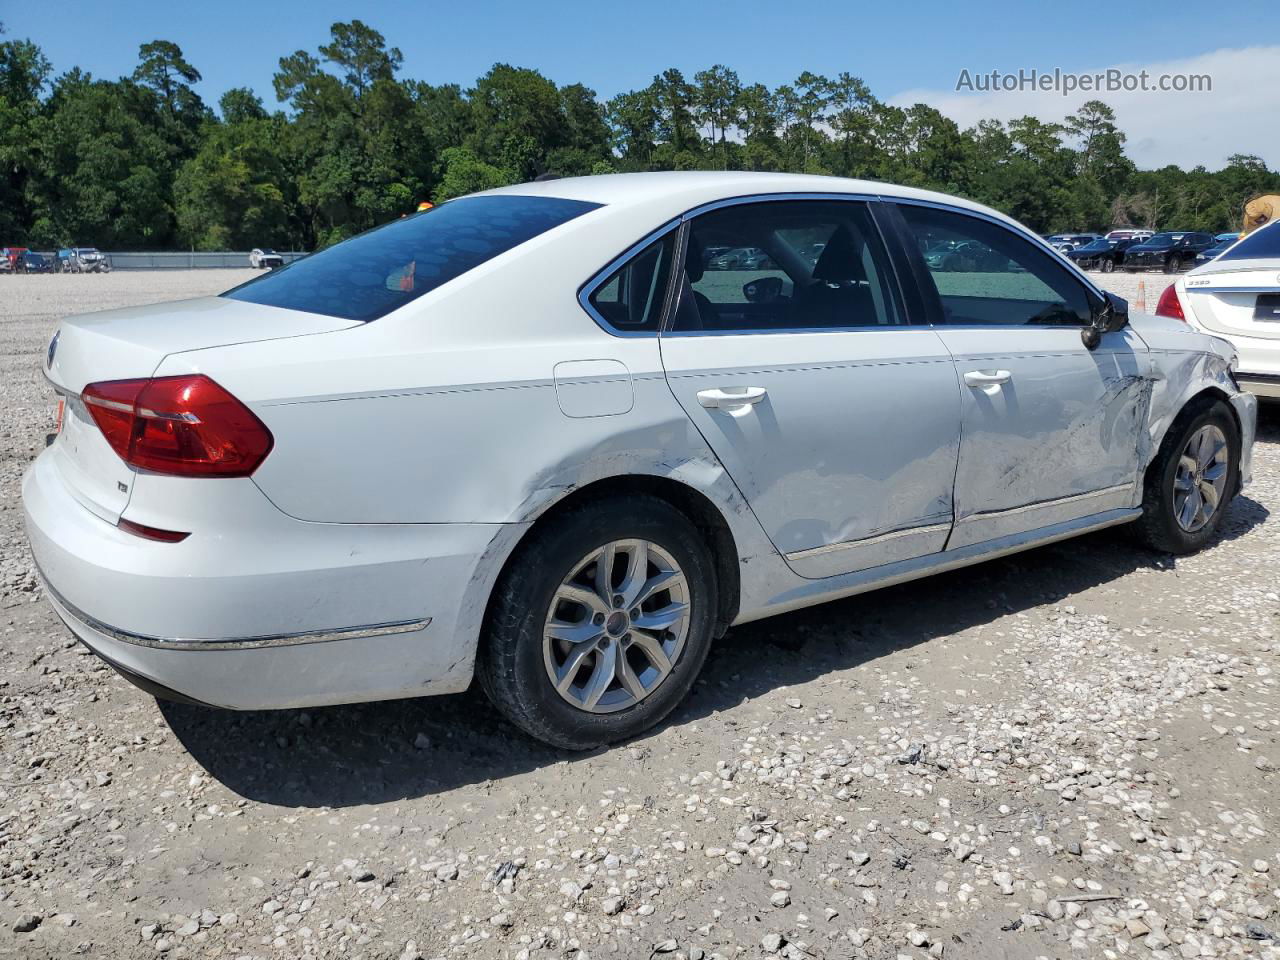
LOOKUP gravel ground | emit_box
[2,271,1279,960]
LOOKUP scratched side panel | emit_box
[935,325,1150,548]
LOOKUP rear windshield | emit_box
[1219,223,1280,261]
[223,194,600,321]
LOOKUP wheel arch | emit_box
[1142,384,1242,490]
[485,474,743,642]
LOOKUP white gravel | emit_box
[1,271,1278,960]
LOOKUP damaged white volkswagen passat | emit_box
[25,173,1256,749]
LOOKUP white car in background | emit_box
[1157,221,1280,398]
[249,248,284,269]
[25,172,1256,750]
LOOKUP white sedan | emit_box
[25,172,1256,750]
[1156,221,1280,398]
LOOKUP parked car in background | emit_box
[18,251,52,273]
[24,172,1256,750]
[2,246,29,271]
[1045,233,1102,254]
[1158,221,1280,399]
[1066,237,1137,273]
[1123,232,1214,273]
[923,238,1014,272]
[1195,235,1241,266]
[709,246,773,270]
[1105,229,1154,243]
[250,248,285,269]
[56,248,111,273]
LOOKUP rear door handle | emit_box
[963,369,1012,387]
[696,386,768,410]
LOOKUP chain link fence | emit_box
[23,251,307,270]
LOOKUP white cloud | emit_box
[888,46,1280,171]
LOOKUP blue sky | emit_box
[5,1,1277,168]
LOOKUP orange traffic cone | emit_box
[1134,280,1146,312]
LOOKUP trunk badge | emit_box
[47,330,59,369]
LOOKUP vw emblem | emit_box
[46,330,59,369]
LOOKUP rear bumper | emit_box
[23,450,518,709]
[1236,372,1280,399]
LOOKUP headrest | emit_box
[812,226,865,283]
[685,234,706,283]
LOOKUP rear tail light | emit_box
[1154,283,1186,322]
[81,375,273,477]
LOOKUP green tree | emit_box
[434,146,512,201]
[693,65,742,169]
[318,20,402,99]
[0,31,51,241]
[133,40,202,118]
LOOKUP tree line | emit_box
[1,19,1277,251]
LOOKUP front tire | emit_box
[1101,258,1115,273]
[478,496,718,750]
[1133,399,1239,554]
[1164,255,1181,274]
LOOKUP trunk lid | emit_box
[1182,263,1280,343]
[44,296,355,523]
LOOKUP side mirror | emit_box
[1082,291,1129,349]
[743,276,784,303]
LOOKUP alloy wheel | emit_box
[1172,424,1229,532]
[542,540,690,714]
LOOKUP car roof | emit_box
[474,171,1026,232]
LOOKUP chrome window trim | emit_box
[1186,286,1280,295]
[577,218,682,338]
[889,196,1109,307]
[677,191,881,221]
[38,564,431,651]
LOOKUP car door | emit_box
[888,201,1150,550]
[659,197,961,579]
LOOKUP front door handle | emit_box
[696,386,768,410]
[963,369,1012,387]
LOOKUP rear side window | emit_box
[224,195,600,322]
[586,234,676,333]
[1219,223,1280,261]
[674,200,903,333]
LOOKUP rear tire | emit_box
[1164,255,1181,274]
[1133,399,1239,554]
[1101,258,1115,273]
[478,496,718,750]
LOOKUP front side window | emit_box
[1219,222,1280,261]
[586,234,676,334]
[898,204,1093,326]
[225,194,600,322]
[672,200,902,333]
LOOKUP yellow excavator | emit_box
[1242,194,1280,235]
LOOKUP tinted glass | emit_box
[673,200,902,333]
[588,235,675,333]
[1219,223,1280,261]
[899,204,1093,326]
[225,195,600,322]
